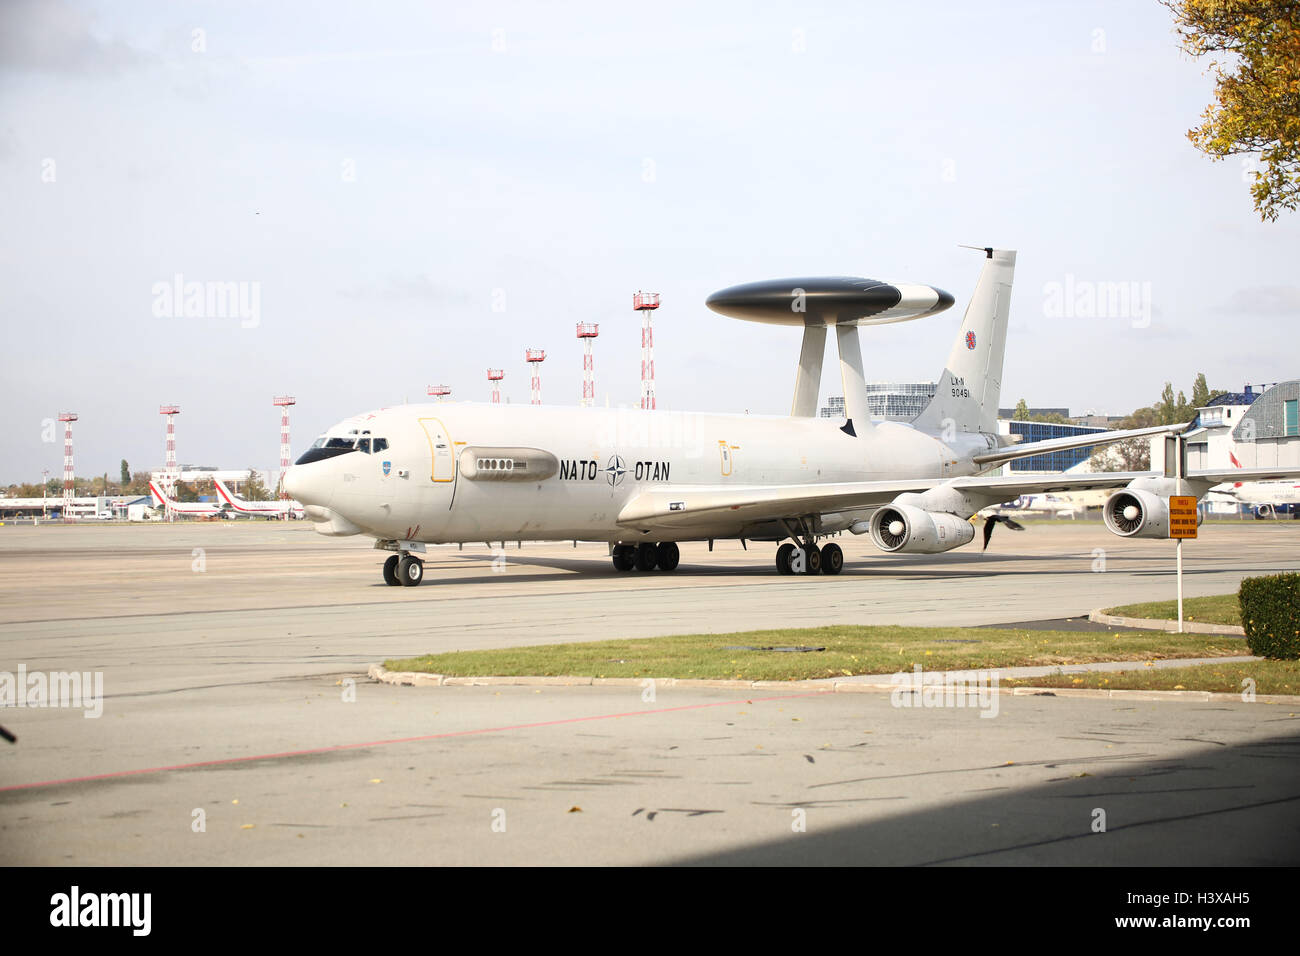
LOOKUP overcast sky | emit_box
[2,0,1297,482]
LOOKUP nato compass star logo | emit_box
[965,331,977,350]
[605,455,627,486]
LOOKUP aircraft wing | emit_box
[616,472,1157,531]
[617,479,937,529]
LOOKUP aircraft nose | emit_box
[283,464,328,507]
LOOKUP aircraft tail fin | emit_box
[912,247,1016,437]
[148,481,169,507]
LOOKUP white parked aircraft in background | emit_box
[285,248,1300,587]
[1204,452,1300,518]
[148,480,226,518]
[213,480,304,519]
[1230,482,1300,517]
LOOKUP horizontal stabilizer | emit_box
[971,423,1186,467]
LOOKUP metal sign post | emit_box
[1167,435,1197,633]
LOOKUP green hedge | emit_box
[1239,573,1300,660]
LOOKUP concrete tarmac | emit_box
[1,520,1297,865]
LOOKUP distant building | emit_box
[819,396,846,418]
[1177,386,1260,472]
[998,420,1106,473]
[1162,381,1299,472]
[821,382,937,421]
[1071,413,1127,428]
[997,406,1070,420]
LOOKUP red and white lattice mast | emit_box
[487,369,504,404]
[58,412,77,522]
[576,323,598,407]
[273,396,295,512]
[427,385,452,402]
[525,349,546,405]
[633,291,659,410]
[159,404,180,494]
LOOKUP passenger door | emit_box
[419,418,456,484]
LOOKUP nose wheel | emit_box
[383,553,424,586]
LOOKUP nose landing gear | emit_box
[382,551,424,586]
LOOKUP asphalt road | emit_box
[1,520,1297,865]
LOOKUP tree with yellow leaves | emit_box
[1164,0,1300,221]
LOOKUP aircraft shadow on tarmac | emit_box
[665,732,1300,866]
[398,549,1268,585]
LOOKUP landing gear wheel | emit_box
[612,544,636,571]
[657,542,680,571]
[801,545,822,574]
[776,542,795,575]
[820,542,843,575]
[397,554,424,587]
[382,554,401,586]
[633,543,659,572]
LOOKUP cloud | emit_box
[339,274,472,305]
[1218,286,1300,316]
[0,0,146,74]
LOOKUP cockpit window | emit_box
[372,438,388,453]
[356,438,371,454]
[325,437,356,449]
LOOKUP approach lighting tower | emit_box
[159,404,180,493]
[633,291,659,410]
[525,349,546,405]
[58,412,77,522]
[427,385,452,402]
[487,369,504,404]
[272,396,295,506]
[576,323,599,407]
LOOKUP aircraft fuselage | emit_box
[287,403,992,544]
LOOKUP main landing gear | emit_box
[612,542,680,573]
[383,553,424,587]
[775,541,842,575]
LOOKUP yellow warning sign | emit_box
[1169,496,1198,539]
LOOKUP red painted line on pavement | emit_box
[0,689,829,792]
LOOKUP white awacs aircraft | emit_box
[213,480,304,519]
[285,248,1300,587]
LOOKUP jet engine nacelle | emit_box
[870,504,975,554]
[1102,489,1169,538]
